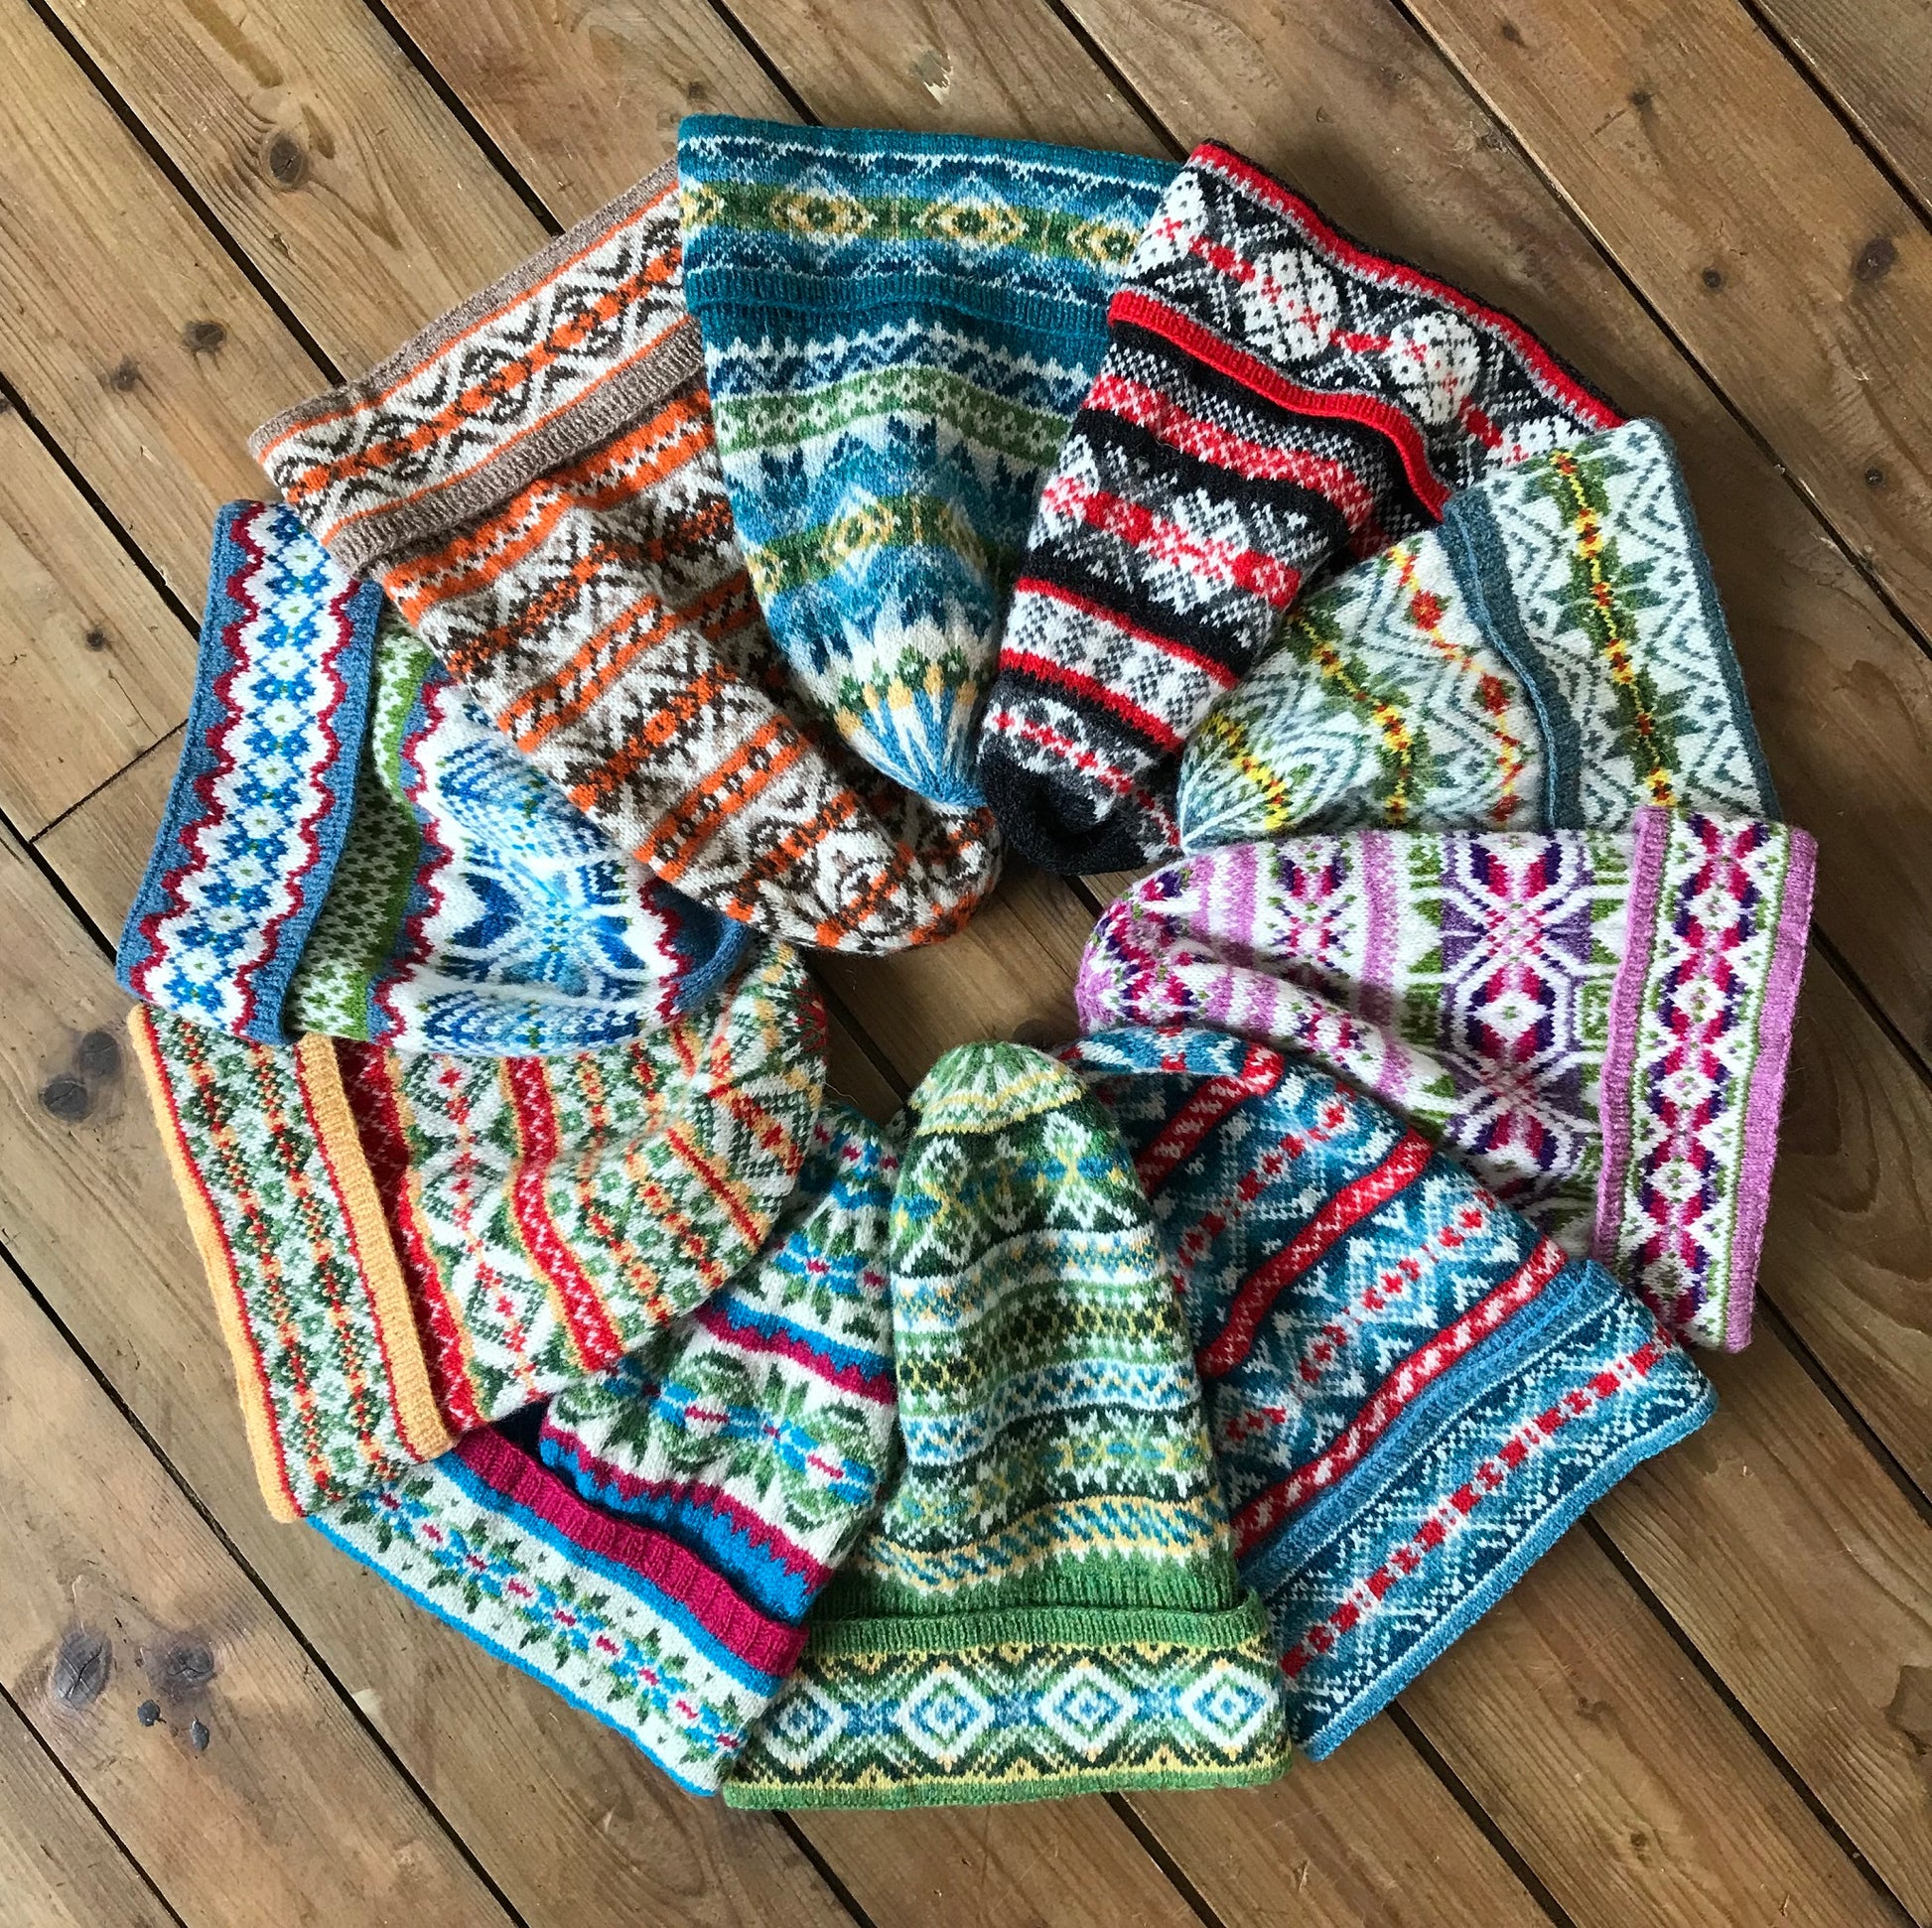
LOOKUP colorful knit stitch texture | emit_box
[541,1098,900,1625]
[678,116,1174,808]
[1076,810,1815,1348]
[286,605,750,1051]
[727,1041,1290,1808]
[251,162,1002,956]
[129,946,825,1520]
[317,1421,806,1796]
[119,501,382,1043]
[978,139,1622,874]
[1177,419,1776,849]
[1061,1025,1716,1757]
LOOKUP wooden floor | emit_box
[0,0,1928,1921]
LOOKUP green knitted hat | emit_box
[725,1040,1290,1808]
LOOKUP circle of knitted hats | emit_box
[116,500,749,1050]
[977,138,1624,875]
[125,943,826,1521]
[725,1039,1291,1810]
[1058,1024,1716,1760]
[249,165,1000,955]
[1176,419,1778,850]
[540,1099,900,1627]
[1075,811,1817,1350]
[312,1100,901,1798]
[677,116,1176,810]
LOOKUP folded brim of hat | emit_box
[723,1591,1288,1807]
[1176,418,1778,852]
[129,944,824,1520]
[249,165,1002,956]
[118,499,751,1050]
[678,115,1176,809]
[1077,808,1814,1349]
[315,1417,804,1797]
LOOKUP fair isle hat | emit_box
[251,166,1001,956]
[725,1040,1290,1809]
[1076,810,1815,1349]
[978,139,1622,875]
[677,116,1175,808]
[1061,1025,1716,1758]
[315,1415,806,1797]
[540,1098,900,1625]
[118,501,749,1052]
[1177,419,1777,850]
[127,944,825,1520]
[316,1099,901,1798]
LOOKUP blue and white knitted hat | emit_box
[677,117,1175,808]
[118,500,747,1052]
[1061,1025,1715,1758]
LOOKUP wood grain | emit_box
[1398,0,1932,647]
[0,1695,176,1928]
[0,1142,512,1927]
[1750,0,1932,207]
[0,408,193,835]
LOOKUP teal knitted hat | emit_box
[677,118,1174,809]
[725,1040,1290,1808]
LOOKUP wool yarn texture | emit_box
[1060,1026,1716,1759]
[678,117,1175,808]
[251,164,1000,955]
[317,1100,900,1797]
[128,944,825,1520]
[1076,810,1815,1349]
[1177,419,1776,848]
[726,1041,1291,1808]
[978,139,1622,874]
[540,1098,900,1626]
[119,501,747,1053]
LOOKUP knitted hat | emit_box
[1177,419,1776,849]
[118,501,748,1051]
[1060,1025,1716,1759]
[314,1418,805,1797]
[540,1098,899,1624]
[978,139,1622,874]
[128,944,825,1520]
[677,117,1175,809]
[725,1041,1290,1809]
[314,1099,900,1797]
[250,165,1001,955]
[1076,810,1816,1349]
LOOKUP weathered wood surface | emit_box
[0,0,1927,1922]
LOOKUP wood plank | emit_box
[1393,0,1932,643]
[381,0,791,217]
[0,406,192,837]
[35,0,542,371]
[0,1148,513,1927]
[0,1696,177,1928]
[1750,0,1932,207]
[1596,1336,1932,1919]
[1403,1529,1908,1928]
[1047,0,1932,1062]
[3,791,864,1928]
[0,0,313,603]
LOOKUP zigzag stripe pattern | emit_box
[679,117,1174,808]
[252,162,1002,955]
[540,1100,899,1624]
[336,945,826,1431]
[978,139,1621,874]
[117,502,381,1042]
[726,1041,1290,1807]
[1059,1024,1714,1757]
[1178,419,1777,849]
